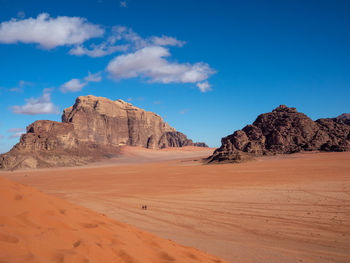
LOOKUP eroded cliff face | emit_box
[207,105,350,163]
[0,95,207,170]
[61,96,178,148]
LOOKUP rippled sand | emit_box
[2,148,350,263]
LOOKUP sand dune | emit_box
[0,176,226,263]
[2,149,350,263]
[87,146,215,167]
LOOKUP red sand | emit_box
[0,176,226,263]
[1,148,350,263]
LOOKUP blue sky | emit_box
[0,0,349,152]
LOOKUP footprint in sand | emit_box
[118,250,135,263]
[0,233,19,243]
[14,194,23,200]
[159,252,175,262]
[59,209,66,215]
[185,252,198,260]
[73,240,81,248]
[79,223,99,229]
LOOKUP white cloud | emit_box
[69,26,146,57]
[0,13,104,49]
[69,43,128,57]
[107,46,215,84]
[84,71,102,82]
[11,88,59,115]
[60,71,102,93]
[117,27,186,50]
[69,26,185,58]
[150,35,185,47]
[196,81,212,93]
[120,1,127,7]
[0,14,215,92]
[60,79,86,93]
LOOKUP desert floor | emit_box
[1,147,350,263]
[0,174,225,263]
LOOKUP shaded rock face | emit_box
[207,105,350,163]
[0,95,207,170]
[333,113,350,126]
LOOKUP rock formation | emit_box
[207,105,350,163]
[0,95,207,170]
[333,113,350,126]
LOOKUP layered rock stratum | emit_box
[207,105,350,163]
[0,95,207,170]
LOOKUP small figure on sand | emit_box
[142,205,148,210]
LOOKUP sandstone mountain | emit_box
[207,105,350,163]
[0,95,207,170]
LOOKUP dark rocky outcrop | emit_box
[207,105,350,163]
[0,95,207,170]
[333,113,350,126]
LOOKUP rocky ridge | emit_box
[333,113,350,126]
[207,105,350,163]
[0,95,207,170]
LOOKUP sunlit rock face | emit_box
[0,95,207,170]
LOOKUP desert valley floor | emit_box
[1,147,350,263]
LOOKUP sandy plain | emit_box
[1,147,350,263]
[0,175,225,263]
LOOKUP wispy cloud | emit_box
[7,128,26,139]
[69,26,186,58]
[8,128,25,133]
[11,88,59,115]
[150,35,185,47]
[17,11,25,19]
[120,1,127,7]
[60,79,86,93]
[69,43,128,58]
[179,109,190,114]
[84,71,102,82]
[0,13,104,49]
[60,71,102,93]
[9,133,24,139]
[9,80,33,92]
